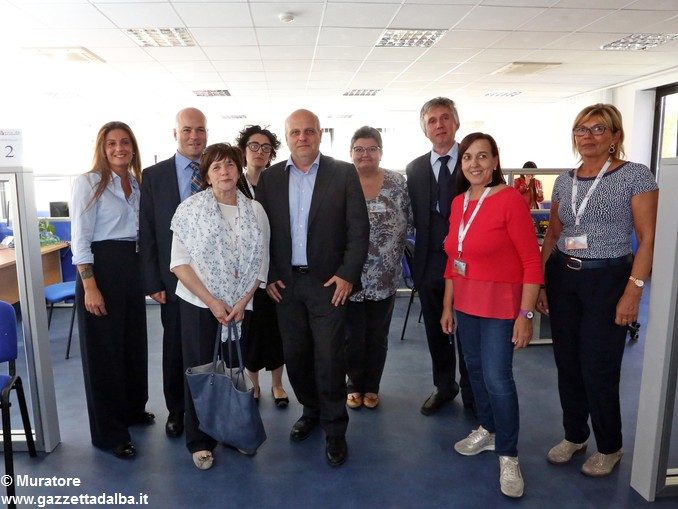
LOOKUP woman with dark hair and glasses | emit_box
[234,125,289,408]
[170,143,270,470]
[440,132,542,498]
[71,121,152,459]
[344,126,411,410]
[537,103,658,477]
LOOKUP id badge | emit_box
[453,258,467,276]
[369,202,387,213]
[564,234,588,250]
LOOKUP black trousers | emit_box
[276,272,348,437]
[244,288,284,372]
[545,253,631,454]
[418,253,472,402]
[179,299,219,454]
[76,240,148,449]
[161,297,184,417]
[345,294,396,394]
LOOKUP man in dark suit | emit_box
[406,97,473,416]
[257,109,369,466]
[139,107,208,438]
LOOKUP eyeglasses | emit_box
[572,124,608,137]
[246,142,273,153]
[352,146,381,154]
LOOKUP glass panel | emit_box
[660,93,678,159]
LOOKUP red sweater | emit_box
[444,187,543,318]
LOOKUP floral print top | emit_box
[351,169,412,302]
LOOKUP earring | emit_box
[608,144,615,154]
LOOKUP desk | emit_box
[0,242,69,304]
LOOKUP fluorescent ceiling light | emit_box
[221,114,246,119]
[194,90,231,97]
[377,29,446,48]
[492,62,560,76]
[484,91,522,98]
[601,33,678,51]
[343,89,380,97]
[24,47,104,63]
[126,28,196,48]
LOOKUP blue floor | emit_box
[7,288,678,508]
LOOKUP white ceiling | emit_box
[1,0,677,122]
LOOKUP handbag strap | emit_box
[225,321,245,371]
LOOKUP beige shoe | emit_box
[547,439,588,465]
[499,456,524,498]
[363,393,379,409]
[192,450,214,470]
[581,450,623,477]
[346,393,363,409]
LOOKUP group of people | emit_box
[70,98,658,498]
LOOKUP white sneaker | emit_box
[454,426,495,456]
[499,456,524,498]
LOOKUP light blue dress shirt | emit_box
[175,151,199,202]
[430,142,459,213]
[71,171,140,265]
[287,154,320,266]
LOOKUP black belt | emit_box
[554,250,632,271]
[292,265,309,274]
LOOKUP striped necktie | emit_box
[189,161,203,195]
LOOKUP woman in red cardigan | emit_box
[440,133,543,499]
[513,161,544,209]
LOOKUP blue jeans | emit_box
[455,310,519,456]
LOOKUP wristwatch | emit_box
[519,309,535,319]
[629,276,645,288]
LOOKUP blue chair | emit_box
[400,238,420,341]
[0,300,37,505]
[44,281,76,359]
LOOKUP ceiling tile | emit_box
[526,8,614,32]
[323,3,399,28]
[97,2,183,28]
[491,30,568,49]
[361,60,412,73]
[435,30,510,48]
[314,46,373,60]
[19,3,116,29]
[455,6,544,31]
[145,46,208,61]
[190,27,258,46]
[256,27,319,45]
[318,27,382,46]
[211,59,264,71]
[173,2,252,28]
[312,60,362,72]
[417,47,481,62]
[219,71,266,82]
[368,47,427,61]
[203,46,261,60]
[389,4,474,29]
[249,3,325,27]
[90,46,155,62]
[263,59,312,71]
[259,45,316,59]
[585,9,677,33]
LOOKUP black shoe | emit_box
[325,436,347,466]
[113,442,136,459]
[129,412,155,425]
[420,389,457,416]
[290,416,318,442]
[165,413,184,438]
[272,388,289,409]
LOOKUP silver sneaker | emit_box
[454,426,495,456]
[581,450,623,477]
[499,456,524,498]
[547,439,588,465]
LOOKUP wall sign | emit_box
[0,129,22,167]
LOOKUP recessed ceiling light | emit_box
[492,62,560,76]
[343,89,380,97]
[126,28,196,48]
[484,91,522,98]
[601,33,678,51]
[377,29,446,48]
[194,90,231,97]
[24,47,104,63]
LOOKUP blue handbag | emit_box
[186,322,266,454]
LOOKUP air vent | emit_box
[126,28,196,48]
[194,90,231,97]
[327,114,353,119]
[492,62,560,76]
[343,89,380,97]
[377,29,446,48]
[601,33,678,51]
[221,114,247,119]
[484,91,522,98]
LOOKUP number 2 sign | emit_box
[0,129,22,167]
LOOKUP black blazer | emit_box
[139,156,182,300]
[256,154,369,287]
[405,151,458,288]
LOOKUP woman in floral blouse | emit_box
[345,126,412,409]
[170,143,269,470]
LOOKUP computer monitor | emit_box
[49,201,70,217]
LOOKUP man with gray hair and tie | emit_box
[139,107,208,439]
[406,97,474,416]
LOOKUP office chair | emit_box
[44,281,76,359]
[0,300,37,506]
[400,239,418,341]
